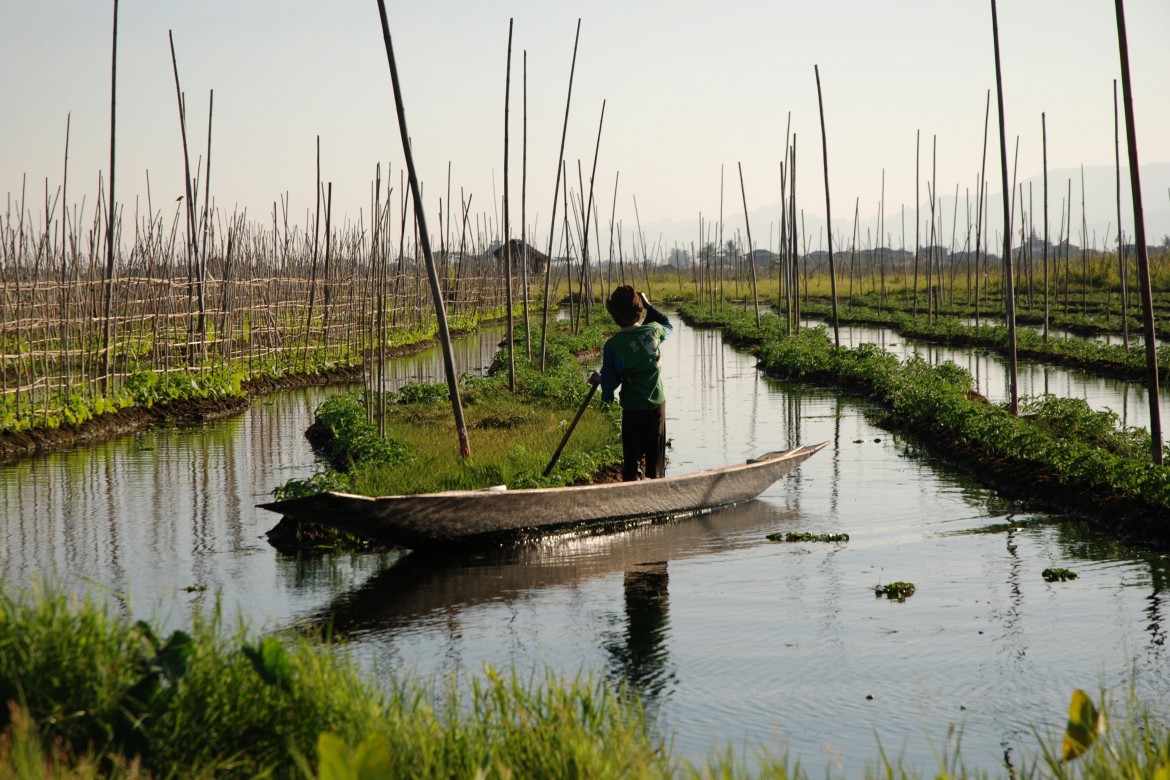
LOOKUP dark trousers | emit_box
[621,403,666,481]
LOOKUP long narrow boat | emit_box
[259,442,827,550]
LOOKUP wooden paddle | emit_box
[543,372,601,477]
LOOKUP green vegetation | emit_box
[799,298,1170,383]
[676,303,1170,529]
[1043,567,1079,582]
[767,531,850,543]
[6,587,1170,778]
[0,587,666,779]
[874,581,917,601]
[275,320,621,501]
[0,305,511,436]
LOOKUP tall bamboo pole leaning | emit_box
[502,19,515,391]
[539,20,581,372]
[814,65,839,346]
[1113,0,1161,464]
[374,0,471,458]
[100,0,119,394]
[736,162,761,328]
[989,0,1018,415]
[1113,79,1129,347]
[168,32,198,361]
[580,100,607,325]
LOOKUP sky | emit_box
[3,0,1169,257]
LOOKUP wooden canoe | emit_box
[259,442,827,550]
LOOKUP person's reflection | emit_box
[605,561,673,701]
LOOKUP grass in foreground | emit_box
[3,586,1170,778]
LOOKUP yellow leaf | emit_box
[316,732,392,780]
[352,733,392,780]
[1060,689,1105,763]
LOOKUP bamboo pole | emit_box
[736,162,761,328]
[520,49,531,359]
[1113,80,1129,347]
[99,0,119,395]
[321,182,333,350]
[303,137,321,371]
[879,169,886,309]
[989,0,1018,415]
[580,101,606,326]
[197,89,213,357]
[1113,0,1161,464]
[503,19,515,391]
[539,19,581,372]
[790,137,799,331]
[375,0,471,458]
[1080,165,1088,316]
[814,65,839,345]
[60,114,71,389]
[912,130,920,317]
[927,136,937,323]
[711,164,720,311]
[1042,112,1049,342]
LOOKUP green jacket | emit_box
[599,305,672,410]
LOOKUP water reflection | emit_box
[0,327,506,629]
[6,314,1170,776]
[305,500,794,639]
[603,562,673,701]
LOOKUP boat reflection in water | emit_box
[304,498,793,698]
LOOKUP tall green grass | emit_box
[0,586,667,779]
[3,586,1170,778]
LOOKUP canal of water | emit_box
[3,314,1169,776]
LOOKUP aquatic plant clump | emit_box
[874,581,916,600]
[766,531,850,543]
[1042,567,1079,582]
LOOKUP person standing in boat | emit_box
[598,285,672,481]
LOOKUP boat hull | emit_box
[259,442,827,549]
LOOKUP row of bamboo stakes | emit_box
[2,0,1164,464]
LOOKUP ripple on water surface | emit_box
[4,316,1170,776]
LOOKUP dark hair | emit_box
[606,285,643,327]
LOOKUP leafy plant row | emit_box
[800,299,1170,382]
[677,303,1170,527]
[0,308,510,436]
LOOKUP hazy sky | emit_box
[3,1,1169,253]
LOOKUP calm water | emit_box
[3,315,1169,776]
